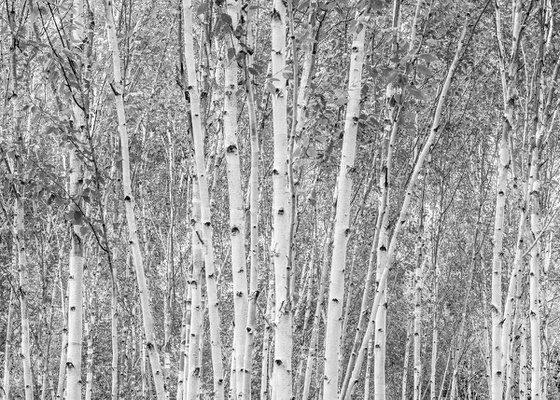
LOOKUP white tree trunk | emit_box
[519,312,528,400]
[528,140,543,400]
[184,182,204,400]
[224,2,249,398]
[270,1,293,399]
[345,21,470,398]
[401,321,412,400]
[413,257,425,400]
[104,1,167,398]
[181,1,225,397]
[65,0,89,397]
[242,2,260,395]
[429,262,439,400]
[15,197,34,400]
[323,13,367,400]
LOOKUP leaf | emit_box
[368,116,380,127]
[416,64,432,76]
[407,85,427,101]
[307,145,317,158]
[221,13,232,27]
[247,66,259,76]
[73,210,83,224]
[418,53,438,63]
[265,81,276,94]
[335,96,348,106]
[282,70,293,80]
[297,0,309,10]
[79,225,91,237]
[227,47,236,61]
[236,51,245,66]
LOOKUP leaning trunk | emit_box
[104,1,167,398]
[322,12,367,400]
[181,1,225,397]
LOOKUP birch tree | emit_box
[182,0,225,397]
[323,10,368,400]
[224,1,249,396]
[270,1,292,399]
[104,1,167,397]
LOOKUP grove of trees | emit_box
[1,0,560,399]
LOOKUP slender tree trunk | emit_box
[163,130,175,399]
[340,161,385,400]
[345,20,470,398]
[364,339,374,400]
[181,1,225,397]
[111,273,119,400]
[323,12,367,400]
[340,241,359,367]
[270,1,293,399]
[15,197,34,400]
[413,257,425,400]
[437,349,452,400]
[7,3,33,398]
[65,0,89,396]
[1,289,14,400]
[373,1,401,395]
[178,263,192,400]
[492,2,524,398]
[528,9,546,397]
[519,311,528,400]
[302,222,333,400]
[450,221,479,400]
[482,289,492,397]
[104,1,167,397]
[65,154,85,400]
[429,261,439,400]
[84,283,95,400]
[401,321,413,400]
[528,132,543,400]
[56,252,69,400]
[260,279,273,400]
[241,1,260,395]
[184,182,203,400]
[141,338,148,399]
[224,2,250,398]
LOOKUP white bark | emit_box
[323,13,367,400]
[15,197,34,400]
[182,1,225,397]
[519,312,528,400]
[429,262,439,400]
[104,1,167,397]
[184,182,204,400]
[302,223,333,400]
[271,1,293,399]
[224,2,249,398]
[345,21,470,398]
[84,287,95,400]
[413,257,425,400]
[528,140,543,400]
[242,4,260,394]
[401,321,412,400]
